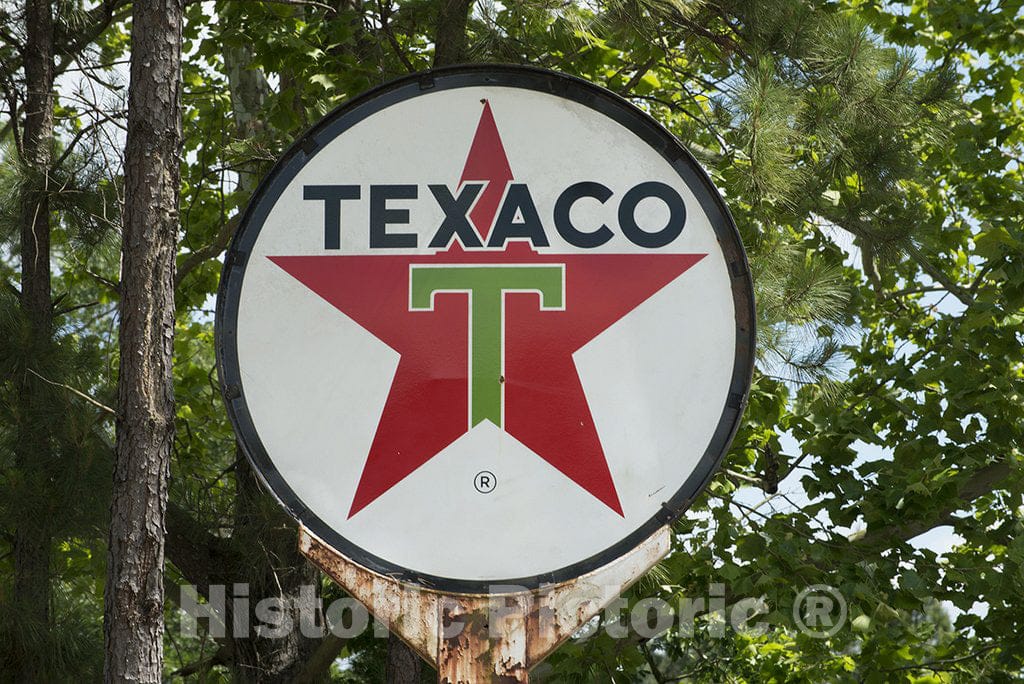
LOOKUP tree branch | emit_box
[55,300,100,316]
[724,468,762,485]
[641,641,669,684]
[26,367,116,415]
[903,242,974,307]
[175,214,240,288]
[51,112,122,171]
[85,269,120,295]
[855,460,1011,550]
[882,285,947,300]
[185,0,338,10]
[165,501,237,598]
[879,642,1003,674]
[169,644,231,678]
[54,0,133,77]
[291,633,350,684]
[618,57,660,96]
[378,0,415,73]
[829,214,974,307]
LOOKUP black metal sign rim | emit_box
[215,64,755,593]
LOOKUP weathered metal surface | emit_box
[438,595,530,683]
[525,525,672,667]
[299,528,440,663]
[299,524,672,682]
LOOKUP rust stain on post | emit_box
[299,525,671,682]
[300,529,440,663]
[438,595,529,683]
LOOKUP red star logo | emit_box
[270,102,706,518]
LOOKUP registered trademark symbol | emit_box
[474,471,496,493]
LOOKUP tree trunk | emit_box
[432,0,474,67]
[223,41,268,196]
[103,0,183,679]
[386,633,423,684]
[220,45,340,682]
[164,464,344,683]
[12,0,55,678]
[227,457,327,682]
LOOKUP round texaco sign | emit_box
[217,66,754,591]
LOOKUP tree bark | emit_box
[226,457,326,683]
[223,40,269,198]
[386,633,423,684]
[12,0,55,678]
[432,0,474,67]
[103,0,183,679]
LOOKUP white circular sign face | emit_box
[217,67,754,591]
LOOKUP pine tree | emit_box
[103,0,183,678]
[0,0,122,678]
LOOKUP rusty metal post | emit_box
[299,525,671,682]
[438,594,530,682]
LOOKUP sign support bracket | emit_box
[299,525,672,682]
